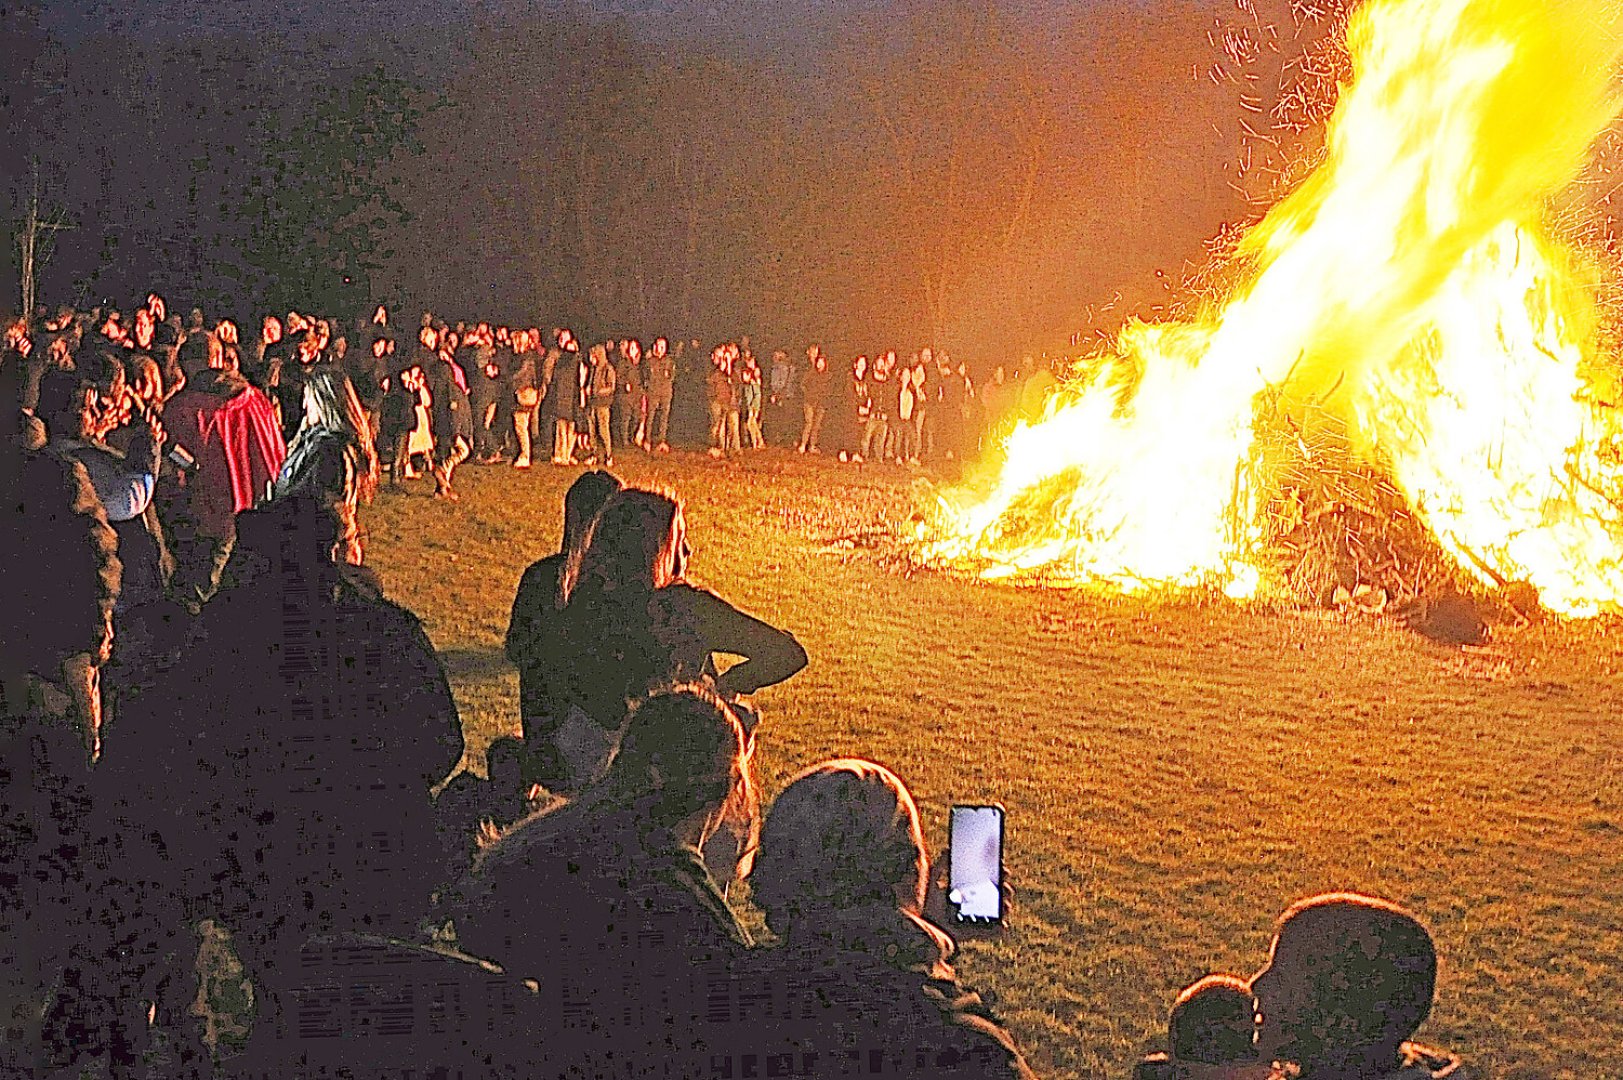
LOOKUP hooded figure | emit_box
[718,759,1037,1080]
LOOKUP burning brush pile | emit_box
[923,0,1623,631]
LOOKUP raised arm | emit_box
[681,586,808,698]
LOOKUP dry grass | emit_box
[364,452,1623,1080]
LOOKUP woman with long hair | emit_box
[441,685,757,1076]
[721,760,1036,1080]
[270,367,379,564]
[536,486,806,792]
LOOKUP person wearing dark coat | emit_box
[438,686,756,1079]
[88,497,466,1055]
[0,355,119,1074]
[504,469,623,789]
[426,342,473,500]
[710,759,1037,1080]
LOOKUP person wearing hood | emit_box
[718,759,1037,1080]
[160,333,286,611]
[1251,894,1467,1080]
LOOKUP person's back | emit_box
[102,502,463,997]
[718,759,1034,1080]
[443,688,756,1077]
[710,932,1030,1080]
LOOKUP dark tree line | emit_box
[4,0,1382,359]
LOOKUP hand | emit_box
[923,845,1013,941]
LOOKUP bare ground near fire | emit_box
[365,451,1623,1080]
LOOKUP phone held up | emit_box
[947,803,1005,927]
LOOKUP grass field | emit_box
[364,451,1623,1080]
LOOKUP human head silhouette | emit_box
[560,469,622,555]
[751,759,929,937]
[1169,974,1257,1068]
[1251,893,1436,1076]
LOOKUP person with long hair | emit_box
[439,685,756,1077]
[270,367,380,565]
[505,469,623,789]
[718,760,1037,1080]
[535,486,806,791]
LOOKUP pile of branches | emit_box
[1235,390,1478,615]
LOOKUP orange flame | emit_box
[927,0,1623,616]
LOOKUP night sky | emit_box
[34,0,1187,50]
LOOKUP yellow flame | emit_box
[927,0,1623,615]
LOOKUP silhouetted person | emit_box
[504,469,622,790]
[1136,974,1271,1080]
[718,759,1037,1080]
[432,735,553,889]
[94,496,465,1053]
[0,350,118,1074]
[441,685,757,1078]
[231,933,547,1080]
[531,486,806,790]
[1251,893,1464,1079]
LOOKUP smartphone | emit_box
[948,804,1005,925]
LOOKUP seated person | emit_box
[438,685,757,1077]
[504,469,621,790]
[1251,893,1465,1080]
[1134,974,1273,1080]
[433,736,553,887]
[717,759,1037,1080]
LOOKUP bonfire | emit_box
[923,0,1623,622]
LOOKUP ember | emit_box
[924,0,1623,617]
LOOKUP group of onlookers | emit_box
[2,292,1468,1080]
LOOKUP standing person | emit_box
[614,338,644,454]
[379,361,425,489]
[723,343,744,454]
[505,469,623,789]
[470,325,509,463]
[426,333,473,500]
[645,336,675,454]
[705,348,734,459]
[510,329,539,469]
[739,351,765,450]
[586,342,617,467]
[796,346,828,454]
[276,331,323,446]
[268,368,381,566]
[860,354,891,463]
[345,331,390,444]
[842,355,871,463]
[909,350,931,464]
[161,333,286,611]
[546,333,584,466]
[766,348,794,446]
[37,357,167,617]
[895,352,920,465]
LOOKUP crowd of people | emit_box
[1,293,1468,1080]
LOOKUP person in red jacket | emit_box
[160,334,286,611]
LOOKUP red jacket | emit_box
[166,369,287,537]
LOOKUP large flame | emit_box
[927,0,1623,616]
